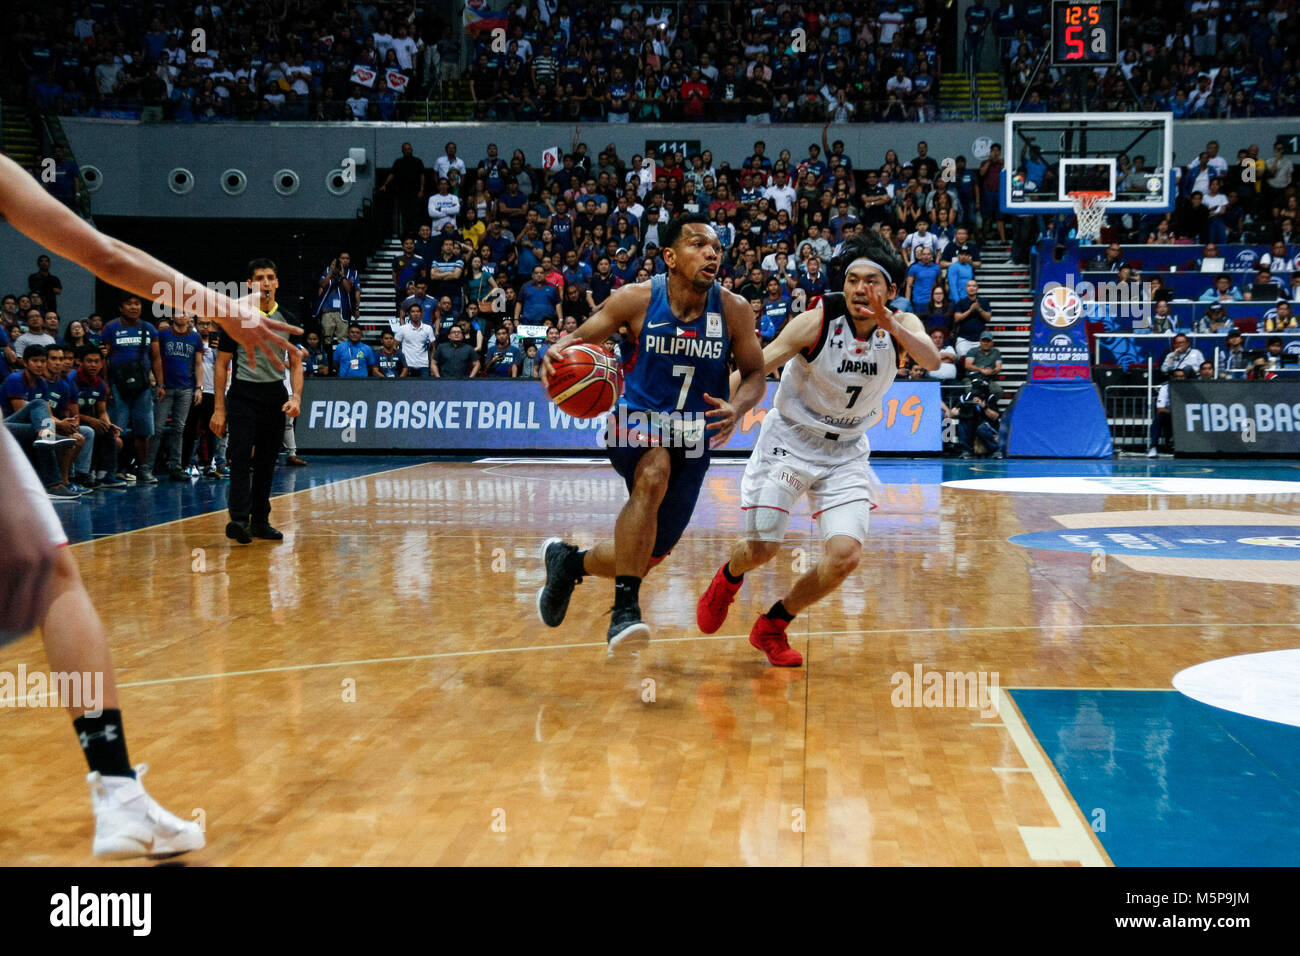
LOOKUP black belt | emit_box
[824,431,839,441]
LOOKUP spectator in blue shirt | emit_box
[333,324,378,378]
[483,327,523,377]
[516,267,562,325]
[905,245,943,314]
[102,294,159,480]
[1198,274,1244,302]
[561,248,592,289]
[148,312,204,481]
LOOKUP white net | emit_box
[1070,191,1112,245]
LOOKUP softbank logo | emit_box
[50,886,151,936]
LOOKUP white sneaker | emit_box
[1146,447,1159,458]
[88,764,205,859]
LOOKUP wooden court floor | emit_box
[1,458,1297,866]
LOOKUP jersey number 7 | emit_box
[672,364,694,411]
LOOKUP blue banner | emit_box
[1095,332,1300,370]
[297,379,943,452]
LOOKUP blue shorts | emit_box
[110,389,154,438]
[606,435,711,561]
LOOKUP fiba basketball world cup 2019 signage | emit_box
[1032,284,1091,380]
[1004,240,1113,457]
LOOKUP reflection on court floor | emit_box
[1,455,1296,865]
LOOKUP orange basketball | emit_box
[546,345,623,418]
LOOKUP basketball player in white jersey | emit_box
[697,232,941,665]
[0,152,300,856]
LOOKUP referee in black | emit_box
[211,258,303,543]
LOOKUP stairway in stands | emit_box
[1,105,41,172]
[976,239,1035,401]
[356,236,405,339]
[937,73,975,121]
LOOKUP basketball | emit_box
[545,345,623,418]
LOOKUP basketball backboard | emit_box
[1002,112,1174,214]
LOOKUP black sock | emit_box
[563,548,588,579]
[73,709,134,778]
[614,575,641,609]
[722,561,744,585]
[767,600,795,624]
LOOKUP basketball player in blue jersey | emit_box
[699,232,941,665]
[0,151,299,857]
[538,213,768,650]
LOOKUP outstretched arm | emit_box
[0,153,300,369]
[539,282,651,389]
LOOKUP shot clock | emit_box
[1051,1,1119,66]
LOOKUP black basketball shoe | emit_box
[606,604,650,654]
[536,538,583,627]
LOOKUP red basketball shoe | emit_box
[696,564,742,634]
[749,615,803,667]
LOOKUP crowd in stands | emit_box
[999,0,1300,118]
[1,258,314,497]
[7,0,451,122]
[5,1,957,124]
[327,135,1012,389]
[6,1,1299,124]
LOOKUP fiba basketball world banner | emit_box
[1005,240,1113,457]
[1031,287,1090,381]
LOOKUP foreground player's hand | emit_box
[213,294,302,371]
[702,391,739,448]
[539,335,581,390]
[282,395,301,419]
[862,283,895,332]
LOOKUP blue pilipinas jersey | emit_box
[622,274,730,415]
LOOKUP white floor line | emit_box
[995,688,1109,867]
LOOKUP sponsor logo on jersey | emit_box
[706,312,722,338]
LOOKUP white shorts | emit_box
[740,411,878,545]
[0,425,68,547]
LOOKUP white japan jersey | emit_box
[774,293,902,441]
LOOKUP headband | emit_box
[846,258,890,280]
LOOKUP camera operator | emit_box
[313,251,361,346]
[955,378,1003,459]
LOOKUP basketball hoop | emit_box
[1068,190,1112,245]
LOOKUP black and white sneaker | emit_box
[606,604,650,654]
[536,538,583,628]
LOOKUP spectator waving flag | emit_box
[385,70,409,93]
[541,147,562,171]
[463,1,509,35]
[351,64,377,88]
